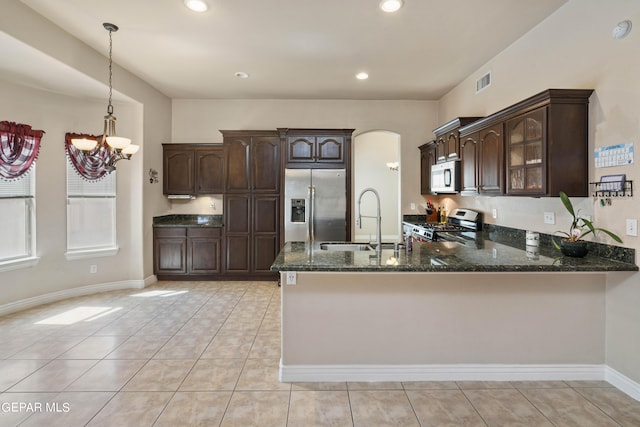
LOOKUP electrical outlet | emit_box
[90,264,98,274]
[209,201,216,209]
[492,209,497,219]
[543,211,555,225]
[286,271,297,285]
[410,203,416,210]
[626,219,638,236]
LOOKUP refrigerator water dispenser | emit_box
[291,199,306,223]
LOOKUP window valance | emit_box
[0,121,45,180]
[65,133,109,181]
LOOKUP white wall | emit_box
[436,0,640,384]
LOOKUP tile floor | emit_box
[0,281,639,426]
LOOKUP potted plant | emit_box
[553,191,622,257]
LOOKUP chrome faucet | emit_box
[357,187,382,252]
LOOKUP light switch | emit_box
[626,219,638,237]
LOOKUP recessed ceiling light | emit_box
[355,72,369,80]
[380,0,403,13]
[235,71,250,79]
[612,20,632,39]
[184,0,208,13]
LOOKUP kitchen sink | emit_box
[319,243,373,251]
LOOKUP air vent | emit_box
[476,72,491,93]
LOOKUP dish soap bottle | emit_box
[440,207,447,224]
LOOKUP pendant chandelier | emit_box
[71,23,139,173]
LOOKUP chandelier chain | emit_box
[107,27,113,115]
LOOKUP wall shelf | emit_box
[590,180,633,198]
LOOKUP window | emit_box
[0,168,37,269]
[65,164,118,259]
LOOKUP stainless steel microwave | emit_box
[431,160,461,194]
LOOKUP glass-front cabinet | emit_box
[506,108,546,195]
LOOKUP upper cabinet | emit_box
[419,141,437,195]
[279,128,354,168]
[433,117,483,163]
[221,130,280,193]
[163,144,224,195]
[457,89,594,197]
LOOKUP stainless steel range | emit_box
[403,208,483,245]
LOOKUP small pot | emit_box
[560,240,589,258]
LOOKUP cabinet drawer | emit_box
[187,227,221,238]
[154,227,187,238]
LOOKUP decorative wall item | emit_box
[594,142,634,168]
[149,168,158,184]
[0,121,45,180]
[65,133,109,180]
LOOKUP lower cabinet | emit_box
[154,227,221,279]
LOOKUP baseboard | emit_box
[279,362,607,383]
[606,366,640,401]
[0,279,146,317]
[144,275,158,287]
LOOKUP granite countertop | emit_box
[153,214,223,227]
[271,235,638,273]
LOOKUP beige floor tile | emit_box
[512,380,569,389]
[0,359,50,392]
[9,335,86,359]
[220,391,289,427]
[349,390,420,427]
[105,335,172,359]
[291,382,348,391]
[154,391,232,427]
[521,387,619,427]
[248,332,281,358]
[122,359,195,391]
[348,381,403,390]
[402,381,459,390]
[565,380,614,388]
[152,334,213,359]
[463,389,554,426]
[179,358,245,391]
[0,392,58,426]
[66,359,146,391]
[201,332,255,359]
[9,360,97,392]
[407,389,487,426]
[58,335,129,359]
[456,381,516,390]
[574,386,640,426]
[236,358,291,391]
[0,334,44,358]
[94,318,149,336]
[288,390,353,427]
[19,391,115,427]
[86,391,173,427]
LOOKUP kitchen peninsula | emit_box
[271,235,637,383]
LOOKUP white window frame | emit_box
[65,164,119,260]
[0,168,39,272]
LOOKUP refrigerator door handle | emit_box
[309,185,316,241]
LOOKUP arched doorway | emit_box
[353,130,401,242]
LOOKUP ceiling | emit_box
[18,0,568,100]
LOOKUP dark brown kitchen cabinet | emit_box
[460,133,479,194]
[478,123,504,194]
[222,131,280,193]
[221,130,280,280]
[153,227,221,279]
[433,117,482,163]
[419,141,437,195]
[163,144,224,195]
[279,128,354,168]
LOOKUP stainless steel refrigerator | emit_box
[284,169,347,242]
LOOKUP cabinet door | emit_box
[316,137,345,164]
[252,136,280,192]
[478,124,504,194]
[188,228,221,274]
[163,149,195,194]
[420,143,436,195]
[225,137,251,192]
[460,133,479,194]
[195,147,224,194]
[154,228,187,274]
[445,132,460,159]
[287,136,314,163]
[253,195,279,273]
[506,108,545,195]
[224,195,250,273]
[435,137,447,162]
